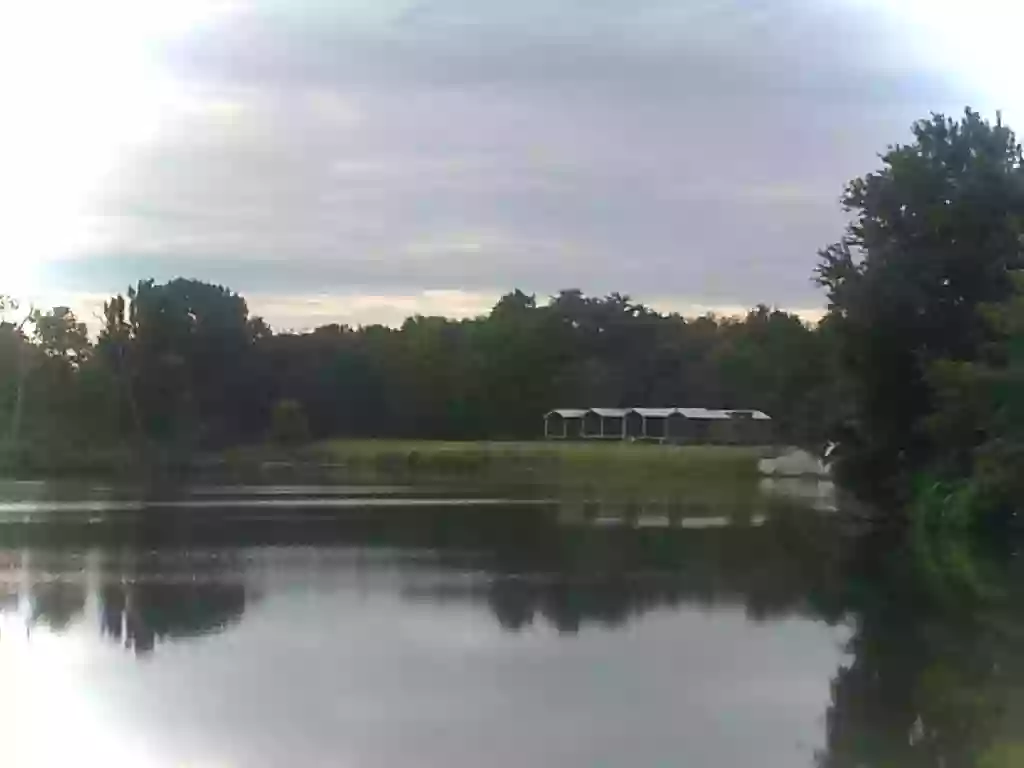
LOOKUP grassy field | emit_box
[296,439,775,503]
[308,438,767,471]
[0,441,144,479]
[3,438,773,497]
[278,438,771,494]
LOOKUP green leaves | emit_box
[31,307,90,365]
[9,278,836,457]
[817,109,1024,505]
[269,399,310,445]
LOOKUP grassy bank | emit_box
[3,438,771,498]
[219,439,771,504]
[281,439,773,500]
[306,439,768,477]
[0,441,146,479]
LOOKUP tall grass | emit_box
[0,440,144,479]
[313,438,762,471]
[294,439,768,496]
[3,437,770,499]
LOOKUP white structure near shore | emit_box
[757,448,831,478]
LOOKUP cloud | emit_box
[244,289,500,330]
[29,0,983,326]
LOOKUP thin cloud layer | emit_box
[26,0,983,326]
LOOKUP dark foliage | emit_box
[817,109,1024,505]
[2,281,833,453]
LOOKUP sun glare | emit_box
[0,0,236,296]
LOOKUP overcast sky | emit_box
[0,0,1015,329]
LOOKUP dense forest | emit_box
[2,108,1023,525]
[0,284,833,449]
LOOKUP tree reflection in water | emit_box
[0,550,20,616]
[405,506,852,633]
[96,551,248,655]
[99,578,246,655]
[2,501,1024,765]
[0,548,248,655]
[398,505,1024,767]
[818,530,1024,768]
[30,579,86,631]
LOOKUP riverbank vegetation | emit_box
[290,439,766,497]
[818,110,1024,527]
[1,285,832,473]
[3,107,1022,528]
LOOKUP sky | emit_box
[0,0,1016,330]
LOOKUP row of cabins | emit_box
[544,407,772,445]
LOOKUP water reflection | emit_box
[820,531,1024,768]
[31,579,86,631]
[0,508,848,643]
[99,577,246,655]
[1,550,247,654]
[0,492,1021,767]
[402,510,851,632]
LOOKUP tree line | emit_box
[0,283,834,452]
[3,107,1023,524]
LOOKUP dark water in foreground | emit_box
[2,481,1023,767]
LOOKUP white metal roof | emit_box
[701,409,735,420]
[723,409,772,421]
[675,408,725,419]
[630,408,676,418]
[589,408,630,418]
[549,407,772,420]
[674,408,772,420]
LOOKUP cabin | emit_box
[669,408,773,444]
[667,408,716,443]
[627,408,674,440]
[544,407,772,445]
[584,408,628,439]
[543,409,586,439]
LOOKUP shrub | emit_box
[269,399,310,446]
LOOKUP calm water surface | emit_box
[1,481,1021,767]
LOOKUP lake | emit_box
[1,479,1022,767]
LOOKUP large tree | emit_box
[817,110,1024,499]
[0,297,33,447]
[98,279,258,445]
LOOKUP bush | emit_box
[269,399,310,446]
